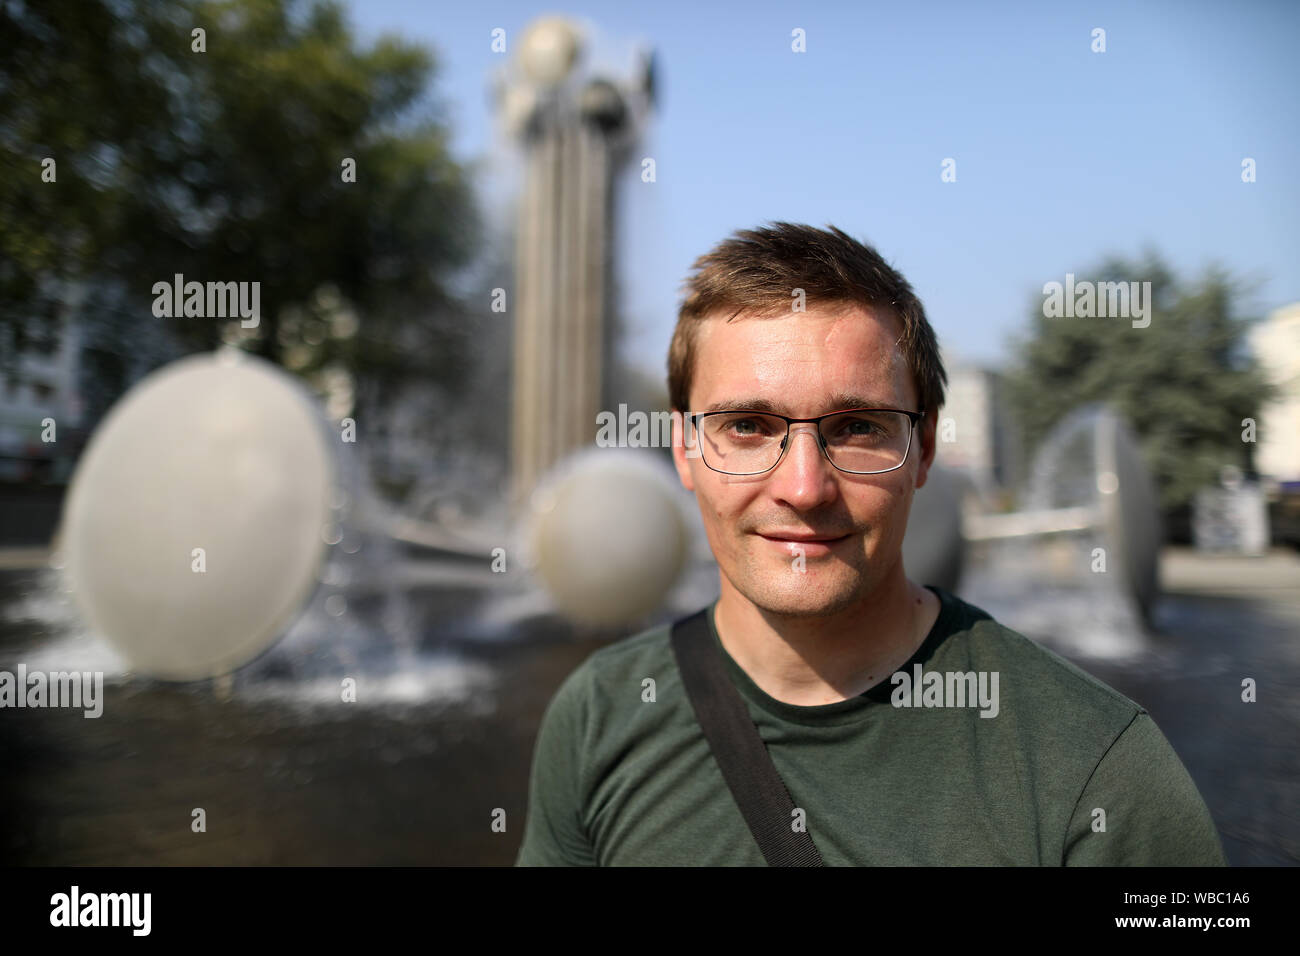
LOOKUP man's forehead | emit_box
[690,302,913,410]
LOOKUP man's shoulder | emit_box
[935,590,1224,865]
[543,618,677,713]
[933,586,1146,729]
[589,617,677,663]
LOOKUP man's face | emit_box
[671,302,936,617]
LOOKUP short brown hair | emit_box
[667,222,946,418]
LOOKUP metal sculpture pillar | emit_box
[496,17,655,507]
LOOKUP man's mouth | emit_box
[755,530,853,556]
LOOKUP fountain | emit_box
[958,403,1163,658]
[51,349,691,687]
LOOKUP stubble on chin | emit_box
[726,532,874,620]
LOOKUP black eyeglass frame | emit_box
[685,407,926,476]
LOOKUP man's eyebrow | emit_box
[698,393,896,415]
[700,397,785,414]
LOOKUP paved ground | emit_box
[1073,548,1300,865]
[0,544,1295,865]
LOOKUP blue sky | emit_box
[348,0,1299,374]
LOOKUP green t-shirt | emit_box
[516,585,1226,866]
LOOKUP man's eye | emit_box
[718,416,776,438]
[828,416,888,442]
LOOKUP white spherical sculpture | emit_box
[60,350,335,680]
[528,450,688,627]
[518,17,582,87]
[901,464,966,592]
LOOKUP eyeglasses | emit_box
[686,407,925,476]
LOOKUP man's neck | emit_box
[712,568,941,707]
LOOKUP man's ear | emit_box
[671,410,696,492]
[913,410,938,491]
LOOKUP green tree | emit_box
[1005,251,1275,517]
[0,0,480,446]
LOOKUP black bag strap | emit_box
[670,609,826,866]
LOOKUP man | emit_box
[515,222,1226,866]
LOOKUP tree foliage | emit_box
[0,0,480,439]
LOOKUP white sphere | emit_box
[61,351,334,680]
[529,450,687,627]
[518,17,582,86]
[902,464,966,592]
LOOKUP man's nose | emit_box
[768,424,838,507]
